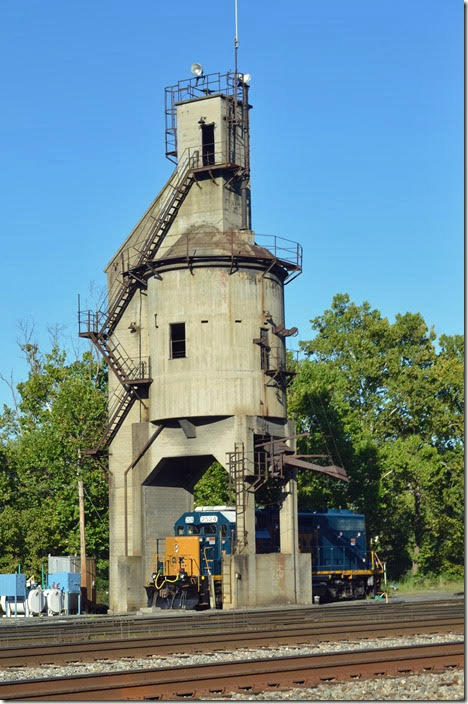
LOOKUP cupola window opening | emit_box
[201,122,215,166]
[170,322,186,359]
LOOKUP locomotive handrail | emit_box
[371,550,385,573]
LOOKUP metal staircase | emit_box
[78,315,151,454]
[101,149,199,339]
[80,137,248,454]
[79,151,199,454]
[89,386,139,456]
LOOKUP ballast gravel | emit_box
[1,632,463,700]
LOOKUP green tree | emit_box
[289,294,464,580]
[193,461,231,506]
[0,343,108,579]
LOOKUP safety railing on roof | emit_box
[166,71,245,105]
[165,71,248,160]
[116,230,302,283]
[107,142,246,284]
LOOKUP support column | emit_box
[109,420,152,614]
[280,472,299,605]
[279,471,312,605]
[279,472,298,554]
[229,416,257,608]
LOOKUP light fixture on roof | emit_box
[236,72,251,86]
[191,63,204,77]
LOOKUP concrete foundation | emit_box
[222,553,312,609]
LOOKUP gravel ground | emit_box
[201,669,464,700]
[1,632,463,700]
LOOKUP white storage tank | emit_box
[26,587,45,616]
[44,588,64,616]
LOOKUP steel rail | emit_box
[0,641,463,700]
[0,599,462,644]
[0,614,463,668]
[0,601,464,642]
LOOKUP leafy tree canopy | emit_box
[289,294,464,579]
[0,343,108,577]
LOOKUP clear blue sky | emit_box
[0,0,463,408]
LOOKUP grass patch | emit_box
[391,574,464,594]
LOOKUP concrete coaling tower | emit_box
[79,67,346,613]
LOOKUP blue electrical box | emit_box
[47,572,81,594]
[0,574,26,597]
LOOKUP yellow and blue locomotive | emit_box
[145,507,235,610]
[145,506,384,609]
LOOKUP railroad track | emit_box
[0,642,463,700]
[0,612,463,668]
[0,598,463,645]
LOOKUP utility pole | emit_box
[77,470,88,613]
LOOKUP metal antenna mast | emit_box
[234,0,239,79]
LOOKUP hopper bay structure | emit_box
[79,67,348,613]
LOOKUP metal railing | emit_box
[82,146,197,339]
[166,71,245,105]
[165,71,248,161]
[254,234,303,273]
[116,230,302,282]
[78,308,151,383]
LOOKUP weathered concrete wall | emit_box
[147,267,286,422]
[176,94,246,171]
[223,553,312,608]
[255,553,312,606]
[177,95,229,163]
[113,556,144,614]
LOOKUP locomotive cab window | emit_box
[202,524,216,535]
[170,322,186,358]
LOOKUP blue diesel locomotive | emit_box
[144,506,384,609]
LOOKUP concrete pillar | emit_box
[131,422,150,556]
[279,473,298,554]
[279,473,299,605]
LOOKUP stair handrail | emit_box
[135,147,199,268]
[102,147,199,337]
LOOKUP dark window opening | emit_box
[187,524,200,535]
[170,322,186,358]
[201,123,215,166]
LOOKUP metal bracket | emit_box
[179,419,197,439]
